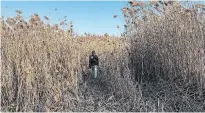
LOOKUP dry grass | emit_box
[1,11,136,112]
[123,0,205,112]
[1,1,205,112]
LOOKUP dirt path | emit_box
[78,69,114,111]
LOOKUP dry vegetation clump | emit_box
[122,0,205,111]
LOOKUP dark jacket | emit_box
[89,55,99,68]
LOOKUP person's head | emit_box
[92,50,96,55]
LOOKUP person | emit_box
[89,50,99,78]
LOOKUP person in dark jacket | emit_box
[89,50,99,78]
[89,50,99,68]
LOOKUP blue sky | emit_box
[1,1,128,36]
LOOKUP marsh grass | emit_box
[1,1,205,112]
[123,1,205,111]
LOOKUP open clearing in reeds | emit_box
[1,1,205,112]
